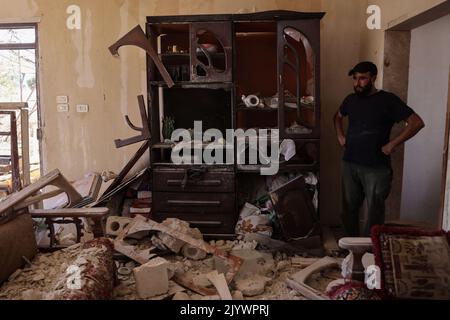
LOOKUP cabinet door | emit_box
[190,22,232,82]
[277,20,320,138]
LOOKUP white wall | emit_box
[444,139,450,231]
[400,14,450,225]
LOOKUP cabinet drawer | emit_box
[153,192,234,214]
[153,168,234,193]
[153,212,237,235]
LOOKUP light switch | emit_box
[76,104,89,113]
[57,104,69,112]
[57,96,68,104]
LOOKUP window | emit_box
[0,24,40,192]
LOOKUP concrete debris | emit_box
[106,216,133,237]
[192,273,213,288]
[22,289,44,300]
[235,275,272,297]
[290,257,320,268]
[276,260,290,272]
[172,292,191,300]
[232,290,244,300]
[152,219,204,256]
[232,240,258,250]
[214,249,274,279]
[133,257,171,299]
[1,210,346,301]
[182,244,207,261]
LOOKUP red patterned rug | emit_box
[371,225,450,299]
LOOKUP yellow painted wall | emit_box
[359,0,447,85]
[0,0,444,225]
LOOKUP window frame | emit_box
[0,23,42,177]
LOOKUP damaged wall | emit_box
[0,0,446,226]
[0,0,148,181]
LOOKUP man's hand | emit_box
[334,110,347,148]
[338,135,346,147]
[382,142,395,155]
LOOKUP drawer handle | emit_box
[167,200,222,206]
[166,179,222,186]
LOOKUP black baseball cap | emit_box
[348,61,378,76]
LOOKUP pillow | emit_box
[371,225,450,299]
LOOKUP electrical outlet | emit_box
[76,104,89,113]
[57,96,68,104]
[57,104,69,112]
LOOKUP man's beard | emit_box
[354,82,373,96]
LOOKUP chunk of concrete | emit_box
[153,218,204,253]
[106,216,132,237]
[182,244,207,261]
[214,249,274,278]
[192,273,213,287]
[235,275,271,297]
[133,257,170,298]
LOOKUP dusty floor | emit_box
[0,237,343,300]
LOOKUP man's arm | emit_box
[334,110,346,147]
[382,113,425,155]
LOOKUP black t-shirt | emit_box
[339,90,414,167]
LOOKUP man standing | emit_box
[334,61,425,236]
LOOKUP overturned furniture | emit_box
[0,169,110,284]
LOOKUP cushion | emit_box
[371,225,450,299]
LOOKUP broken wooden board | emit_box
[206,270,232,300]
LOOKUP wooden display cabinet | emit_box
[146,11,324,237]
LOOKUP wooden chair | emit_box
[0,169,109,249]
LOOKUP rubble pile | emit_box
[0,215,342,300]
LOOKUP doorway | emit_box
[0,23,42,193]
[400,14,450,227]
